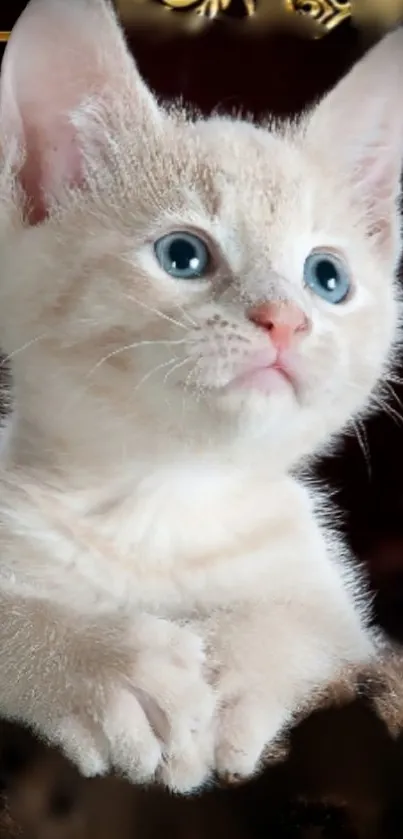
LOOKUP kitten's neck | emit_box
[3,396,296,508]
[3,353,305,491]
[2,407,293,551]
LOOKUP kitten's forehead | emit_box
[190,118,303,202]
[195,118,290,173]
[161,116,311,235]
[123,112,344,261]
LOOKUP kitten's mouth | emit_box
[229,360,296,396]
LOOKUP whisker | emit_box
[123,292,190,332]
[182,361,202,401]
[87,338,187,378]
[133,357,179,394]
[386,373,403,388]
[352,418,372,480]
[172,304,198,329]
[163,356,192,385]
[179,361,199,424]
[371,392,403,426]
[0,333,50,366]
[383,379,403,411]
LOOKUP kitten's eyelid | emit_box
[147,225,219,254]
[308,245,349,263]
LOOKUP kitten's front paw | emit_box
[52,617,215,792]
[133,618,216,792]
[213,688,287,782]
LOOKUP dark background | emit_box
[1,5,403,837]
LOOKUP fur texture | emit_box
[0,0,402,792]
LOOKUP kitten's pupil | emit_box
[315,259,338,292]
[154,232,209,280]
[169,240,199,273]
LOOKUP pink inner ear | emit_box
[19,155,47,226]
[0,9,92,225]
[351,120,401,249]
[18,119,84,225]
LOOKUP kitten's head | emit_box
[0,0,402,469]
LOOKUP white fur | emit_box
[0,0,402,791]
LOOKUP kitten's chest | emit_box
[5,469,324,615]
[77,474,323,614]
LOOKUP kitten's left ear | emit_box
[305,29,403,258]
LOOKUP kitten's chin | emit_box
[215,379,298,441]
[216,363,297,418]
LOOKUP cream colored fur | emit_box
[0,0,402,792]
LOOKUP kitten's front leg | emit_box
[208,586,374,782]
[0,594,214,792]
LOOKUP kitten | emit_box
[0,0,401,793]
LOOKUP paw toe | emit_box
[215,698,285,781]
[104,690,162,782]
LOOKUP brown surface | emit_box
[1,7,403,838]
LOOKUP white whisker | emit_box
[162,356,191,385]
[179,361,198,424]
[173,304,198,329]
[352,418,371,480]
[371,391,403,426]
[123,292,190,332]
[1,333,50,366]
[386,373,403,387]
[133,357,179,394]
[383,379,403,412]
[182,362,200,400]
[87,338,187,378]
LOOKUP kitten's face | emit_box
[0,0,402,466]
[54,118,396,457]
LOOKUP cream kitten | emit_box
[0,0,401,793]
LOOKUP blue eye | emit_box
[154,232,210,280]
[304,251,351,304]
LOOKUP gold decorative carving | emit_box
[161,0,351,25]
[1,0,403,40]
[285,1,351,32]
[120,0,403,29]
[161,0,255,18]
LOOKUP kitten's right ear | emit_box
[0,0,162,223]
[304,29,403,258]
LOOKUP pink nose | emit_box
[247,301,309,350]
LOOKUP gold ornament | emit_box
[160,0,351,25]
[1,0,403,40]
[161,0,255,18]
[285,1,351,32]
